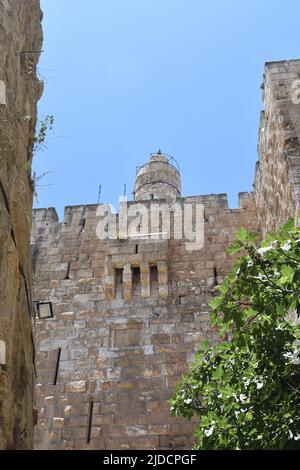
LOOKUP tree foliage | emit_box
[170,219,300,449]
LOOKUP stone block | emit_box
[63,405,73,417]
[61,312,75,320]
[66,381,87,393]
[53,418,64,429]
[50,280,60,289]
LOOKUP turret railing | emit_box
[135,152,180,176]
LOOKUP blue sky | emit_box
[35,0,300,219]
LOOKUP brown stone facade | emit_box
[31,59,300,450]
[0,0,43,449]
[32,190,258,449]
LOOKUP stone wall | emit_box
[32,193,258,450]
[0,0,43,449]
[254,60,300,235]
[31,58,300,450]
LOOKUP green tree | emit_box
[170,219,300,449]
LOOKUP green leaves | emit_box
[236,227,258,243]
[279,265,295,284]
[227,241,243,255]
[171,221,300,450]
[227,228,257,255]
[212,365,223,380]
[199,340,209,352]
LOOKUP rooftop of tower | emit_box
[135,150,180,176]
[133,151,182,202]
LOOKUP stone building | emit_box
[32,59,300,450]
[0,0,43,449]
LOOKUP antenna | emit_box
[97,185,102,204]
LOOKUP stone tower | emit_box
[32,147,258,449]
[133,151,181,202]
[254,60,300,235]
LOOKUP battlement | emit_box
[33,207,59,223]
[264,58,300,68]
[32,191,255,228]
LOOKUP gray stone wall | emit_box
[0,0,43,449]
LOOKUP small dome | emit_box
[149,153,169,163]
[133,151,181,202]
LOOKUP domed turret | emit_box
[133,151,181,202]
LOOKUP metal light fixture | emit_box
[37,301,53,319]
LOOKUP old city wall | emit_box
[32,192,258,450]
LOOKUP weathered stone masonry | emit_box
[32,155,258,450]
[0,0,43,449]
[254,60,300,235]
[32,59,300,450]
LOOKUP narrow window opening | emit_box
[150,265,158,282]
[213,266,218,286]
[159,212,163,234]
[53,347,61,385]
[132,267,140,283]
[79,218,86,234]
[115,268,124,299]
[135,244,138,254]
[136,211,141,233]
[65,262,70,280]
[132,267,141,296]
[170,211,174,238]
[150,193,154,199]
[150,265,158,296]
[86,400,94,444]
